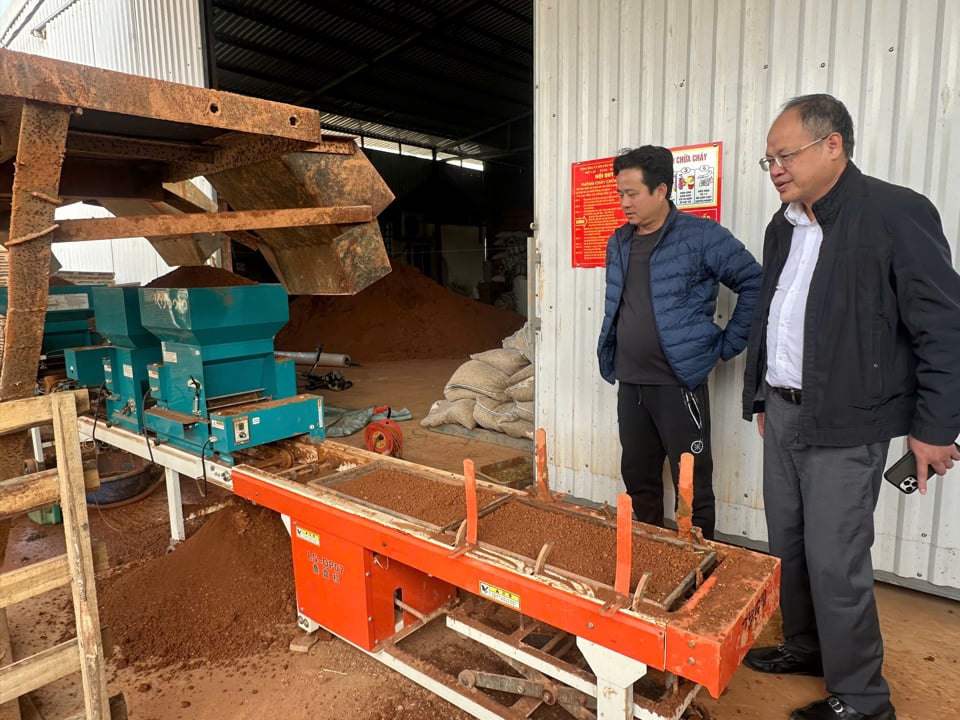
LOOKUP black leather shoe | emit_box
[742,642,823,676]
[791,696,896,720]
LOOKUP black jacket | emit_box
[742,162,960,447]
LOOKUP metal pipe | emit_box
[275,351,352,367]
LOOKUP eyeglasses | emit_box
[758,135,829,172]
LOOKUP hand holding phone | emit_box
[884,441,960,495]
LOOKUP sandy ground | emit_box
[3,358,958,720]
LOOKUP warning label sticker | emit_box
[296,526,320,546]
[479,581,520,610]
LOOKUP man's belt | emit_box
[771,386,802,404]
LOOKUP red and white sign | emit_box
[571,142,723,268]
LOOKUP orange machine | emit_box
[232,453,779,720]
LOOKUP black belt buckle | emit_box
[776,387,801,404]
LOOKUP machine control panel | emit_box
[233,416,251,445]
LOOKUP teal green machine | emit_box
[139,284,324,464]
[0,285,98,375]
[64,287,162,433]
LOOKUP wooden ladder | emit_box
[0,390,125,719]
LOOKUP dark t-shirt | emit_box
[614,228,678,385]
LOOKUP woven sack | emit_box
[500,418,535,440]
[470,347,529,376]
[473,398,520,431]
[502,323,534,362]
[444,360,510,402]
[507,363,534,385]
[505,376,534,402]
[420,398,477,429]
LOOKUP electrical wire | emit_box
[140,387,155,464]
[197,436,213,498]
[90,382,107,442]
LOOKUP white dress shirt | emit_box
[765,203,824,390]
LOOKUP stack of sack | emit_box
[421,324,534,439]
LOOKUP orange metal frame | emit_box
[233,467,779,698]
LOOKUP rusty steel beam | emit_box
[160,182,218,214]
[0,105,20,164]
[66,131,217,164]
[0,48,322,142]
[52,205,375,242]
[0,101,70,398]
[0,102,71,646]
[166,135,359,184]
[165,134,318,183]
[0,156,166,202]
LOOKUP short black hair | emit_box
[612,145,674,200]
[781,93,855,159]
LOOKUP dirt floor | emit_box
[3,358,959,720]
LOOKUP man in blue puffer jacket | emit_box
[597,145,761,539]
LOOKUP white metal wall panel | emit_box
[534,0,960,595]
[2,0,204,285]
[1,0,204,84]
[51,203,171,286]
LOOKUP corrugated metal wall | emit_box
[533,0,960,596]
[1,0,205,285]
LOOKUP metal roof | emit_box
[205,0,533,167]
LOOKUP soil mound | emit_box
[98,502,295,669]
[145,266,257,288]
[277,261,525,361]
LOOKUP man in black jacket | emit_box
[741,94,960,720]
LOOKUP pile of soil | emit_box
[145,266,258,288]
[277,261,525,361]
[97,502,296,669]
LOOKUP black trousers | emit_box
[616,382,715,539]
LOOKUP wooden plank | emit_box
[0,48,322,141]
[0,512,20,720]
[0,555,70,608]
[0,640,80,705]
[0,469,59,519]
[50,393,110,719]
[52,205,374,242]
[0,391,90,436]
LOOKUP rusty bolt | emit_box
[688,640,696,648]
[688,657,696,665]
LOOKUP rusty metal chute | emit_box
[0,45,394,486]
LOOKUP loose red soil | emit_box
[97,502,295,669]
[276,261,525,361]
[145,266,257,288]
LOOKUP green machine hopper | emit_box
[139,284,323,463]
[0,285,98,377]
[64,287,162,433]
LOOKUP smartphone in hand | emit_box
[883,442,960,494]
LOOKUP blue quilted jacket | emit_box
[597,206,761,389]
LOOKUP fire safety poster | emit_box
[571,142,723,268]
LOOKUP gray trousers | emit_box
[763,390,891,714]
